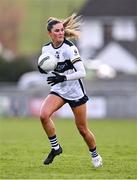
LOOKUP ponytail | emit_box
[46,13,82,39]
[63,13,82,39]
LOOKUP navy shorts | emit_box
[50,91,89,108]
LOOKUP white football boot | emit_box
[92,154,103,168]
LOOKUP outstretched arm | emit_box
[47,61,86,86]
[66,61,86,80]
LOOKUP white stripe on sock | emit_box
[49,137,59,150]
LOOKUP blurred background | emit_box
[0,0,137,119]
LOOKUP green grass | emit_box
[0,117,137,179]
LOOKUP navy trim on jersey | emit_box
[43,42,51,46]
[43,39,74,49]
[64,39,74,46]
[54,59,74,73]
[73,59,82,64]
[51,41,64,49]
[73,66,85,95]
[78,79,85,94]
[72,58,82,64]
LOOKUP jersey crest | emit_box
[55,51,60,59]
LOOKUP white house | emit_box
[78,0,137,74]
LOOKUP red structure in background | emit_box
[0,0,25,55]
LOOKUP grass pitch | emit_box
[0,117,137,179]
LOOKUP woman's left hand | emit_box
[47,72,67,86]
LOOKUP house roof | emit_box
[118,41,137,59]
[95,41,137,74]
[79,0,137,17]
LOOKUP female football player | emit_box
[38,13,102,167]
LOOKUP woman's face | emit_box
[49,22,65,45]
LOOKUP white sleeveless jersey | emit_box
[42,39,86,100]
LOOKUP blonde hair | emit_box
[47,13,82,39]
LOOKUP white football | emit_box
[38,52,58,72]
